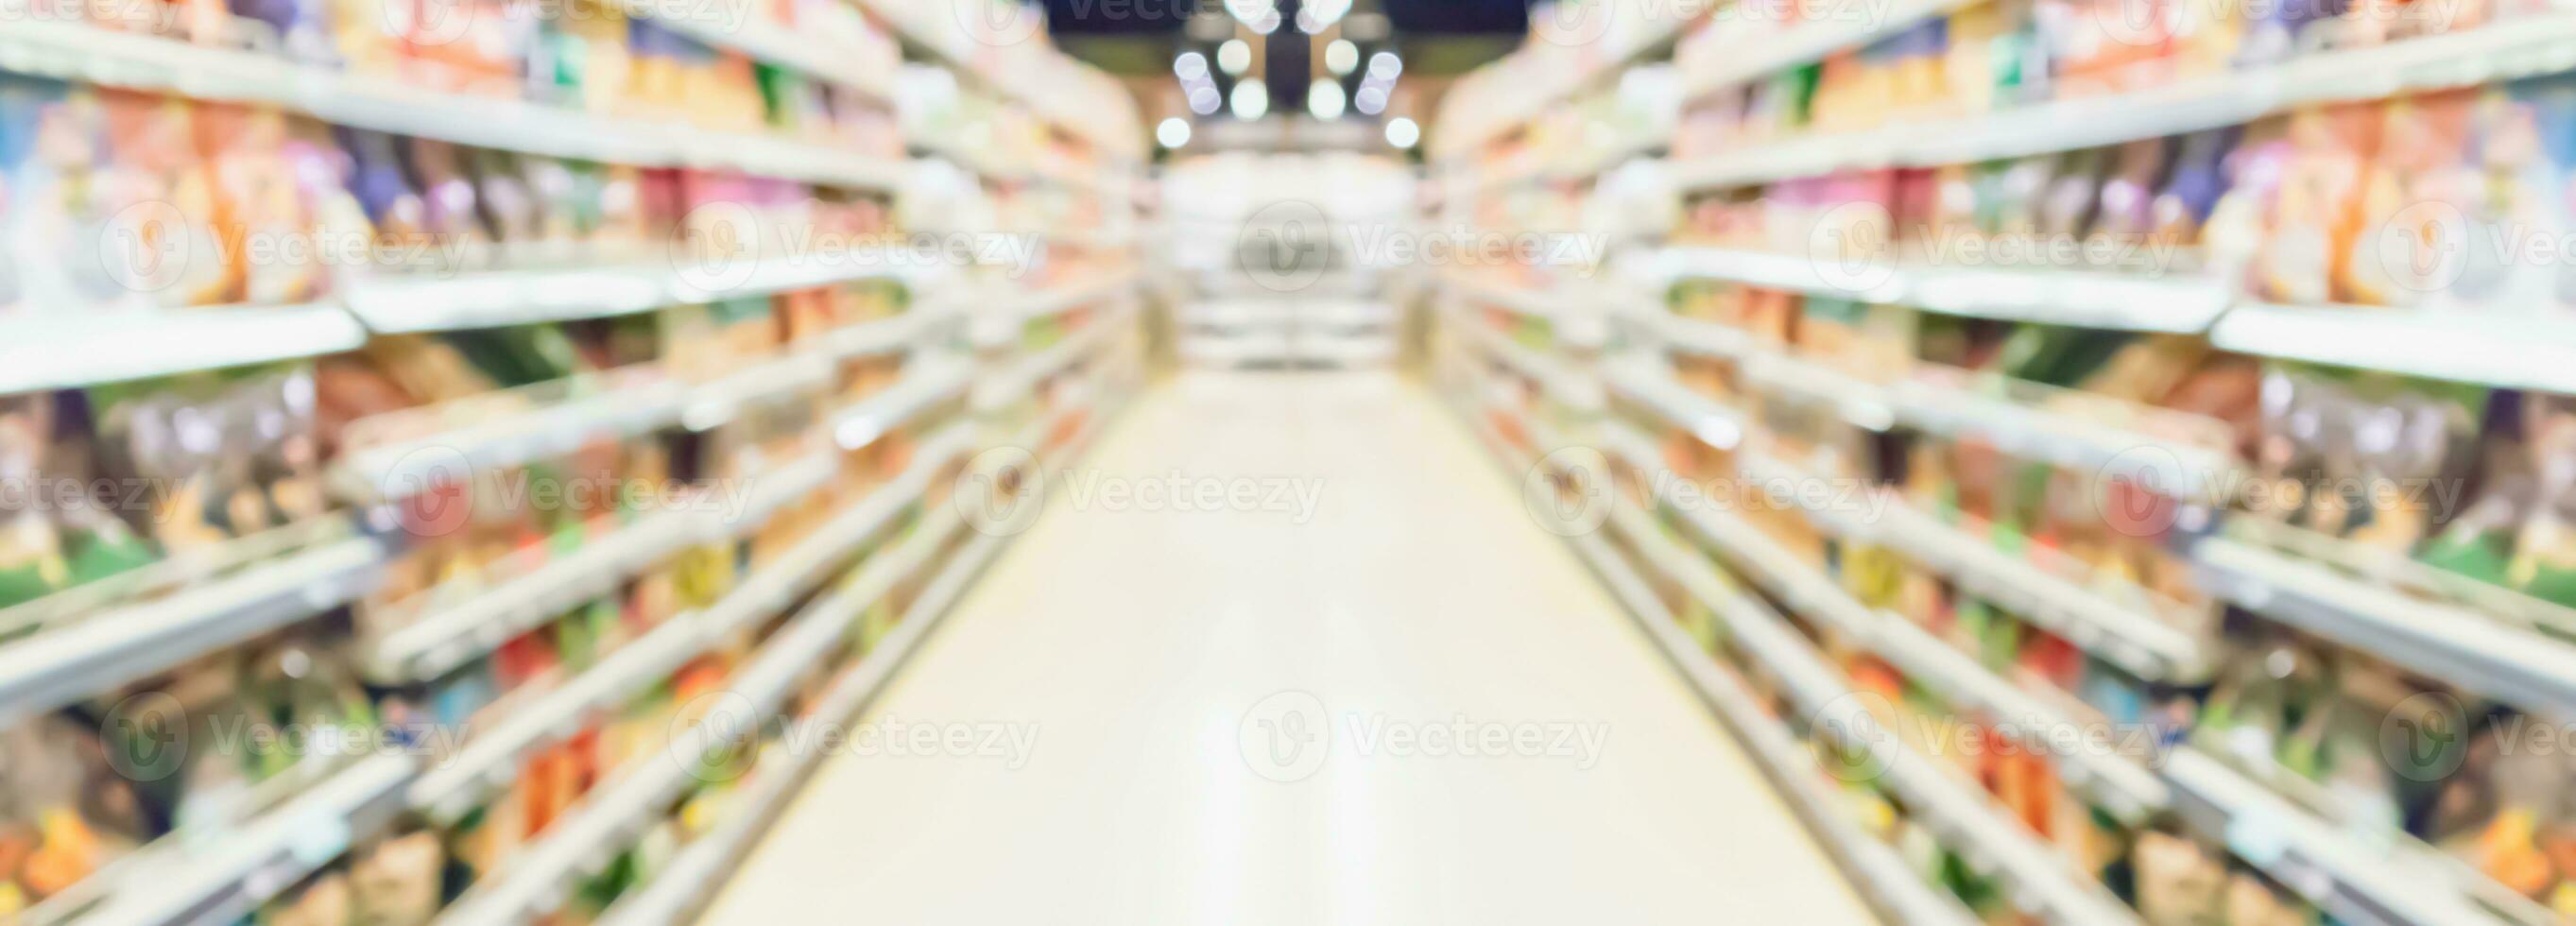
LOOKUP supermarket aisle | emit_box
[700,369,1876,925]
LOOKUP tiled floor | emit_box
[698,369,1876,925]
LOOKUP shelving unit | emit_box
[0,2,1152,920]
[1431,2,2576,922]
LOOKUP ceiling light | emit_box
[1158,118,1193,147]
[1354,86,1387,115]
[1175,52,1209,81]
[1307,0,1351,26]
[1366,52,1400,80]
[1325,40,1359,75]
[1384,117,1419,148]
[1307,81,1345,120]
[1229,78,1268,119]
[1217,39,1252,76]
[1188,85,1222,114]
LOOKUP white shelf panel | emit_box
[2164,748,2500,926]
[0,536,385,728]
[348,257,919,335]
[1671,21,2576,189]
[1562,523,1983,926]
[75,753,416,926]
[1675,0,1977,102]
[2195,535,2576,720]
[618,0,899,103]
[1640,501,2138,923]
[2214,302,2576,394]
[0,303,368,394]
[0,22,905,190]
[1657,246,2233,334]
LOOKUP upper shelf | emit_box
[0,303,369,396]
[0,22,908,190]
[1670,20,2576,190]
[1674,0,1975,103]
[1656,246,2234,334]
[855,0,1143,161]
[1655,244,2576,395]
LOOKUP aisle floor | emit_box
[699,369,1876,925]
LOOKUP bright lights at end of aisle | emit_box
[1159,118,1194,148]
[1300,0,1351,33]
[1176,51,1210,81]
[1231,79,1271,119]
[1385,118,1421,149]
[1309,83,1348,120]
[1367,52,1402,80]
[1326,40,1360,76]
[1218,39,1255,76]
[1356,85,1388,116]
[1189,85,1223,115]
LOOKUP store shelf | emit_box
[618,1,898,103]
[1671,20,2576,189]
[429,579,878,923]
[0,22,906,190]
[982,309,1133,409]
[1441,272,1585,327]
[2194,535,2576,720]
[2213,302,2576,393]
[1434,16,1697,160]
[1183,300,1395,331]
[74,753,415,926]
[1656,246,2234,334]
[436,385,1122,925]
[1887,373,2239,506]
[370,399,966,686]
[2163,747,2499,926]
[854,0,1140,161]
[696,424,976,643]
[1619,310,1896,430]
[1447,311,1594,411]
[348,257,917,335]
[1007,270,1142,322]
[1601,358,1747,450]
[364,507,713,684]
[0,303,369,394]
[333,371,695,504]
[1676,0,1978,102]
[832,360,974,451]
[1732,451,2205,682]
[1652,507,2138,923]
[0,536,386,728]
[1563,522,1984,926]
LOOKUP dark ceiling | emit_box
[1039,0,1531,35]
